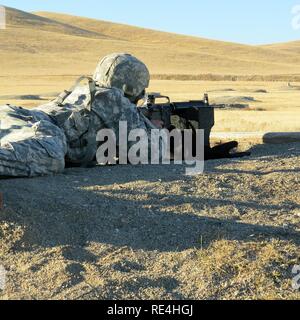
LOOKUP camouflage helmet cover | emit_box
[93,53,150,99]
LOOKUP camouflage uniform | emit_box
[0,105,66,177]
[0,53,157,177]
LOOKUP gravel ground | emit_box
[0,143,299,300]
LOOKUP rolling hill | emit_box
[263,40,300,54]
[1,6,300,78]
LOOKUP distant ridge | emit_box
[152,74,300,82]
[5,6,106,39]
[262,40,300,54]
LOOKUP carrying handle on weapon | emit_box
[146,92,170,106]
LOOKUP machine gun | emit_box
[140,92,213,147]
[140,92,251,160]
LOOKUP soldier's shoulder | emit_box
[93,87,128,110]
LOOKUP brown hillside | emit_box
[0,7,300,77]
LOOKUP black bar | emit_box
[0,300,298,318]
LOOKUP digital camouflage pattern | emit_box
[36,83,97,165]
[0,53,158,177]
[0,105,67,177]
[36,83,156,165]
[93,53,150,100]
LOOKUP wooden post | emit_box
[0,192,3,210]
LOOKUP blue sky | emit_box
[1,0,299,44]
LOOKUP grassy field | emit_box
[1,77,299,132]
[1,7,300,133]
[2,7,300,76]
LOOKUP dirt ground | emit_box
[0,142,299,300]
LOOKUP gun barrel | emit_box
[172,101,209,109]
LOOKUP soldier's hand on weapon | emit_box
[205,141,251,160]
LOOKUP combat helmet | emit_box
[93,53,150,102]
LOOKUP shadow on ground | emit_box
[1,143,299,256]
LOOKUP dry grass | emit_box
[1,7,300,77]
[195,240,299,300]
[1,78,300,132]
[150,80,300,132]
[153,74,300,82]
[0,7,300,300]
[1,7,300,133]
